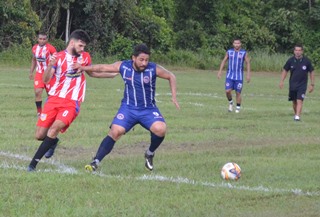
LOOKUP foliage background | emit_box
[0,0,320,68]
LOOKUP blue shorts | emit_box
[225,79,243,93]
[112,104,166,132]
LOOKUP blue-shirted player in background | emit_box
[217,38,251,113]
[74,44,180,171]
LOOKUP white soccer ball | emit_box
[221,162,241,180]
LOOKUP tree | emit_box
[0,0,40,50]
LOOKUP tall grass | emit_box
[1,46,292,72]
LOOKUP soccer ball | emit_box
[221,162,241,180]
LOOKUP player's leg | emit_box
[34,73,45,116]
[294,88,306,121]
[85,106,135,171]
[140,108,166,171]
[28,120,65,171]
[235,81,243,113]
[225,79,234,112]
[143,121,166,171]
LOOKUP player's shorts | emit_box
[34,72,48,90]
[225,78,243,93]
[111,104,166,132]
[37,96,81,133]
[288,87,306,101]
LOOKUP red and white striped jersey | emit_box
[47,50,92,102]
[32,43,56,73]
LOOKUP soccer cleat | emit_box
[235,106,240,113]
[144,152,154,171]
[228,104,233,112]
[294,116,300,121]
[85,161,98,172]
[44,138,59,158]
[27,165,36,172]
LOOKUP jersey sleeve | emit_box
[49,44,57,54]
[283,59,291,71]
[83,52,92,66]
[308,60,314,72]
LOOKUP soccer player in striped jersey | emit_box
[217,38,251,113]
[74,43,180,172]
[27,30,117,171]
[29,33,57,116]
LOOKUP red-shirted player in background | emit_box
[29,33,57,116]
[27,29,117,171]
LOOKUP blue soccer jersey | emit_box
[226,48,247,81]
[119,60,157,108]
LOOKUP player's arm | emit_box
[279,69,288,89]
[29,56,37,80]
[43,53,57,84]
[156,65,180,110]
[245,53,251,83]
[87,71,119,78]
[74,61,121,78]
[77,61,121,73]
[308,70,315,93]
[217,53,228,79]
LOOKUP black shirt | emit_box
[283,56,314,90]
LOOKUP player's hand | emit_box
[172,98,180,110]
[217,72,222,79]
[279,81,284,89]
[309,85,314,93]
[49,52,57,66]
[29,73,34,80]
[246,76,251,83]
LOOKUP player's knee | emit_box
[35,133,45,141]
[151,122,166,137]
[109,126,125,141]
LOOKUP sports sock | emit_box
[148,133,165,153]
[29,136,58,168]
[236,103,241,110]
[228,99,233,104]
[36,101,42,114]
[94,136,116,162]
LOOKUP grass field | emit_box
[0,66,320,217]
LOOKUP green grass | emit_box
[0,66,320,217]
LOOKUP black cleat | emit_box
[27,165,36,172]
[144,152,154,171]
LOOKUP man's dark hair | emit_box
[132,43,151,57]
[294,44,304,50]
[233,37,241,42]
[69,29,90,44]
[38,32,48,37]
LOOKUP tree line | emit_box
[1,0,319,66]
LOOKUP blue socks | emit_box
[148,133,165,153]
[94,136,116,162]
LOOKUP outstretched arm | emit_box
[86,71,119,78]
[156,65,180,110]
[73,61,122,78]
[217,53,228,79]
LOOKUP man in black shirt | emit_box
[279,44,315,121]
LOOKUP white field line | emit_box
[0,151,78,174]
[1,151,319,197]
